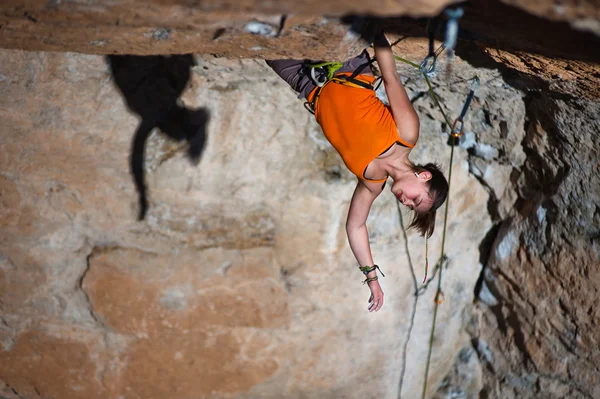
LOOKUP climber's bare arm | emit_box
[346,180,385,312]
[374,33,420,146]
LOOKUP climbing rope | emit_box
[392,48,479,398]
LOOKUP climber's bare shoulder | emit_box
[358,178,387,196]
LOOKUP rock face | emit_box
[0,0,455,59]
[470,95,600,398]
[0,47,494,398]
[0,1,599,399]
[502,0,600,36]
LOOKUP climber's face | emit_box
[391,171,433,212]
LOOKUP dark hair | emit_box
[407,162,449,238]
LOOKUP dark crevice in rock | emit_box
[465,64,568,398]
[5,382,27,399]
[471,337,495,374]
[80,245,124,330]
[0,317,10,329]
[23,12,37,24]
[279,267,294,293]
[467,157,501,222]
[477,223,501,267]
[473,222,501,299]
[409,90,428,104]
[81,249,103,327]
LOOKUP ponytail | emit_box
[407,162,448,238]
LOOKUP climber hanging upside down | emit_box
[267,32,449,313]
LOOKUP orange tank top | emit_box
[310,74,415,183]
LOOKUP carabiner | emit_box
[451,118,465,137]
[310,67,328,87]
[419,43,446,77]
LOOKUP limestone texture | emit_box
[0,0,455,59]
[1,43,493,398]
[470,95,600,399]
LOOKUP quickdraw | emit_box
[419,7,464,78]
[420,18,447,78]
[451,76,480,138]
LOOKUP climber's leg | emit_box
[266,59,316,100]
[336,50,374,76]
[267,50,374,99]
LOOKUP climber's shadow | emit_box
[107,54,210,220]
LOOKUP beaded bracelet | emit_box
[359,265,385,284]
[363,276,379,285]
[359,265,385,277]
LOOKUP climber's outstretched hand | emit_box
[368,281,384,312]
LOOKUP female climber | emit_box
[267,33,449,313]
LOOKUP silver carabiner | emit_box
[310,67,328,87]
[419,43,446,77]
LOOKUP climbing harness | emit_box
[306,61,344,87]
[303,73,378,114]
[303,53,382,115]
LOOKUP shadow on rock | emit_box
[107,54,210,220]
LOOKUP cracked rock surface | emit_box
[0,44,494,398]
